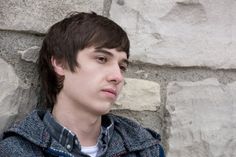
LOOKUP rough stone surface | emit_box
[0,0,104,34]
[0,58,20,132]
[110,0,236,69]
[0,31,39,133]
[18,46,40,63]
[1,0,236,156]
[113,78,160,111]
[111,110,163,135]
[0,31,43,58]
[0,31,43,86]
[166,78,236,157]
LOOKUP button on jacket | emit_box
[0,110,165,157]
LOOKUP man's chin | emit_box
[94,104,112,115]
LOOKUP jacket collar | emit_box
[106,114,161,156]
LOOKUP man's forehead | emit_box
[95,48,128,59]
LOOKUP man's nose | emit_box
[107,64,124,84]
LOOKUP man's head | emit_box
[37,12,130,109]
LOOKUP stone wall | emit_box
[0,0,236,156]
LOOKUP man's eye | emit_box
[96,56,107,63]
[120,65,128,73]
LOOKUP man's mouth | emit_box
[101,88,117,98]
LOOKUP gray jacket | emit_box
[0,110,165,157]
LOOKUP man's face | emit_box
[61,47,128,115]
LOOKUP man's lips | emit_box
[101,88,117,97]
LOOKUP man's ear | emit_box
[51,56,65,76]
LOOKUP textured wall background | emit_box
[0,0,236,156]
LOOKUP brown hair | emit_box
[37,12,130,109]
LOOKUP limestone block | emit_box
[112,110,163,134]
[110,0,236,69]
[113,78,160,111]
[0,58,20,132]
[166,78,236,157]
[18,46,40,63]
[0,0,104,34]
[0,31,43,59]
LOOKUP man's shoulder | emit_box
[0,110,50,156]
[3,110,46,136]
[0,133,41,156]
[0,134,26,149]
[1,110,50,148]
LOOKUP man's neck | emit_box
[52,99,101,147]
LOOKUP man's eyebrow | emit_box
[121,58,129,66]
[94,49,114,57]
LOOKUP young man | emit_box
[0,12,165,157]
